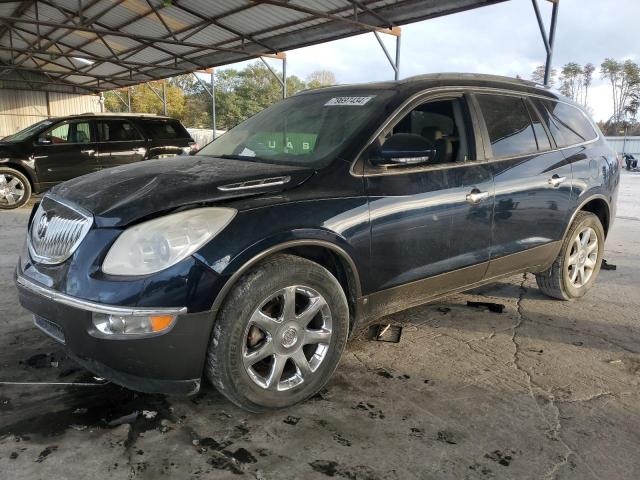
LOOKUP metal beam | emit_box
[531,0,560,86]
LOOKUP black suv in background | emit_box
[0,113,195,209]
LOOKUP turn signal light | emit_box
[92,313,177,336]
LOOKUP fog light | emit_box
[92,313,176,336]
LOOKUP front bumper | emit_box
[16,271,215,395]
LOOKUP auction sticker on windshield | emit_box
[324,96,375,106]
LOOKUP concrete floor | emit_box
[1,172,639,480]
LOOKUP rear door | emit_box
[472,92,573,278]
[365,92,495,317]
[95,118,147,169]
[32,119,97,185]
[532,99,601,203]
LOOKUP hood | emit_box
[50,155,314,227]
[0,141,19,155]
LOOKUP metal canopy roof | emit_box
[0,0,508,93]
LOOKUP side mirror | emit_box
[37,137,52,145]
[372,133,436,166]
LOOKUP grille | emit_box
[28,196,93,265]
[34,315,66,344]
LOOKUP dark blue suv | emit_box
[15,74,619,412]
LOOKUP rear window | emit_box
[96,120,143,142]
[142,120,190,139]
[534,100,597,147]
[476,94,538,158]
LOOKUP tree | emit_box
[600,58,640,123]
[557,62,596,107]
[306,70,337,89]
[531,65,556,86]
[104,64,336,130]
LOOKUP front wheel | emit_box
[0,167,31,209]
[536,211,605,300]
[206,254,349,412]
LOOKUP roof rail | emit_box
[76,112,168,118]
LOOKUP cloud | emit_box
[218,0,639,121]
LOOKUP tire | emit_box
[535,211,605,300]
[0,167,31,209]
[206,254,349,412]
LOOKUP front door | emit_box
[32,119,97,187]
[365,94,494,317]
[95,119,147,169]
[472,92,573,278]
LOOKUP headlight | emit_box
[102,207,236,275]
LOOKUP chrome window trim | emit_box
[351,85,601,177]
[16,272,187,316]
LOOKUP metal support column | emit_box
[162,80,167,115]
[373,26,401,80]
[211,69,216,139]
[127,87,132,112]
[532,0,560,86]
[260,52,287,99]
[192,69,216,139]
[145,82,167,114]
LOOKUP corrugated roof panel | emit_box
[183,25,238,46]
[0,2,23,17]
[180,0,249,18]
[126,46,175,64]
[222,4,311,33]
[0,0,509,92]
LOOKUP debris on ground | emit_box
[437,307,451,314]
[466,301,505,313]
[601,259,617,270]
[368,324,403,343]
[107,411,139,427]
[142,410,158,419]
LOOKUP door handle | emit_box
[81,149,96,156]
[548,175,567,187]
[466,189,490,204]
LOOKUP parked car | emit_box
[15,74,619,412]
[0,113,195,209]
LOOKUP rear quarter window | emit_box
[535,99,597,147]
[142,120,191,140]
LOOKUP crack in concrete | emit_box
[511,274,603,480]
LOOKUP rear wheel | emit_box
[206,254,349,412]
[0,167,31,209]
[536,211,604,300]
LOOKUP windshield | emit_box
[2,119,55,143]
[197,90,393,167]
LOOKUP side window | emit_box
[144,120,187,139]
[476,94,538,158]
[384,97,474,164]
[525,101,551,151]
[97,120,143,142]
[535,99,597,147]
[40,121,91,144]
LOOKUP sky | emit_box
[218,0,639,122]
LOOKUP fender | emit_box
[207,232,363,315]
[562,193,611,240]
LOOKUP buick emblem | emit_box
[36,213,49,239]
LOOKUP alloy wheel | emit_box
[0,173,26,207]
[566,226,598,288]
[242,285,332,391]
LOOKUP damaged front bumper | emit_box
[15,270,214,395]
